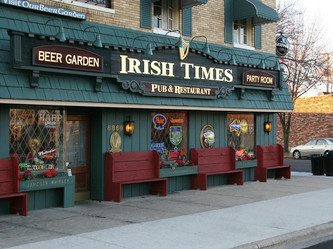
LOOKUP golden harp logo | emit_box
[179,38,189,60]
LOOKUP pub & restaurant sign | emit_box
[9,30,281,99]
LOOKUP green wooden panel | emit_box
[90,109,105,201]
[256,113,276,147]
[267,169,276,179]
[207,174,228,187]
[45,188,63,208]
[131,183,142,197]
[243,168,255,181]
[255,25,262,49]
[167,176,192,193]
[27,191,35,210]
[140,0,152,29]
[25,189,63,211]
[122,182,151,198]
[188,111,227,153]
[160,166,198,177]
[34,190,46,210]
[0,105,9,159]
[224,0,233,44]
[182,8,192,37]
[0,198,10,214]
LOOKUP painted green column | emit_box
[0,105,9,159]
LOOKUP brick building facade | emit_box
[31,0,277,53]
[277,94,333,151]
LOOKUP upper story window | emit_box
[233,18,253,48]
[153,0,179,31]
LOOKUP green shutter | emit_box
[182,8,192,37]
[254,25,262,49]
[254,0,262,49]
[224,0,233,44]
[140,0,152,29]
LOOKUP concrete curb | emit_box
[233,222,333,249]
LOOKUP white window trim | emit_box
[51,0,115,14]
[233,43,255,50]
[153,0,179,31]
[233,18,254,50]
[152,28,181,37]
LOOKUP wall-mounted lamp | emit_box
[264,55,281,70]
[132,36,154,55]
[83,26,103,48]
[45,19,66,42]
[264,121,272,133]
[124,117,135,136]
[190,35,210,54]
[216,48,238,65]
[258,58,266,69]
[164,30,183,48]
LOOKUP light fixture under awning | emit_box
[233,0,278,25]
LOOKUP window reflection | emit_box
[227,113,255,160]
[65,121,87,167]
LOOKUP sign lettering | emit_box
[143,82,217,97]
[34,46,102,72]
[243,71,276,87]
[120,55,233,83]
[0,0,86,19]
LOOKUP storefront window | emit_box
[9,109,65,171]
[151,111,188,162]
[227,113,255,160]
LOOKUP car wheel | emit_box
[324,150,329,155]
[293,150,301,159]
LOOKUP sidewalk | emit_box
[1,173,333,249]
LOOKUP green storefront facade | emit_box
[0,2,293,210]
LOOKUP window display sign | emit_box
[10,109,65,171]
[153,114,167,130]
[170,126,182,151]
[151,112,188,162]
[227,114,255,161]
[200,125,215,148]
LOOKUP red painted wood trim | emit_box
[0,157,28,216]
[104,151,166,202]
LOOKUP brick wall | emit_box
[277,113,333,151]
[33,0,276,54]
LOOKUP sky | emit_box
[301,0,333,48]
[302,0,333,95]
[277,0,333,96]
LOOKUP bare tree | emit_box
[276,0,326,152]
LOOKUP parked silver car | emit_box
[290,138,333,159]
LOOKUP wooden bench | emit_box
[255,144,291,182]
[104,151,168,202]
[190,147,243,190]
[0,157,28,216]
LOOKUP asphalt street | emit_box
[285,158,312,172]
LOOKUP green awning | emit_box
[181,0,208,8]
[233,0,278,25]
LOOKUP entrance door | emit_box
[66,115,90,201]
